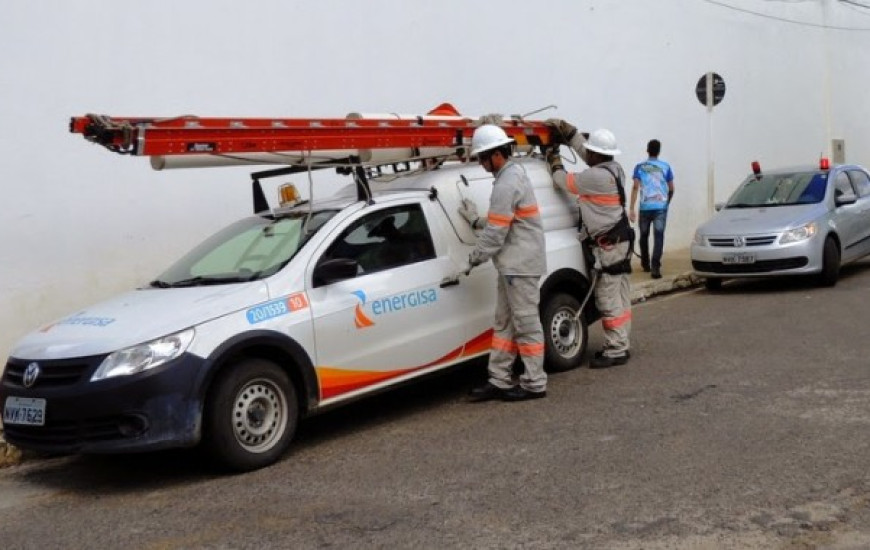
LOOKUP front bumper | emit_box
[690,235,824,278]
[1,352,205,454]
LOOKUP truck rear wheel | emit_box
[541,292,588,372]
[202,358,298,472]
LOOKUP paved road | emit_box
[2,261,870,549]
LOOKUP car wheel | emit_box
[202,358,298,472]
[817,236,840,287]
[541,292,588,372]
[704,278,722,291]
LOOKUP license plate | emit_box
[722,253,756,265]
[3,396,46,426]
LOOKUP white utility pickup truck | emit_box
[1,156,594,471]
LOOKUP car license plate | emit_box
[3,396,46,426]
[722,253,756,265]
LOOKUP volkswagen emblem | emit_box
[733,236,745,247]
[23,362,41,388]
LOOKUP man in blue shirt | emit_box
[629,139,674,279]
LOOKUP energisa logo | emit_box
[352,288,438,329]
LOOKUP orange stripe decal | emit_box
[317,329,495,400]
[580,193,622,206]
[487,212,513,227]
[602,309,632,330]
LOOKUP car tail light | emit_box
[820,157,830,170]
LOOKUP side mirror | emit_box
[835,193,858,207]
[313,258,359,286]
[714,202,725,212]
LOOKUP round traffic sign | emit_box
[695,72,726,107]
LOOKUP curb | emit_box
[631,271,703,304]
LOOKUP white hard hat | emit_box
[470,124,514,156]
[584,128,621,156]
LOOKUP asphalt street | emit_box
[2,260,870,549]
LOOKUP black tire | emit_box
[817,236,840,287]
[202,358,298,472]
[541,292,588,373]
[704,278,723,291]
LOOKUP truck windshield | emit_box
[151,210,337,287]
[726,171,827,208]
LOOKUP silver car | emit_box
[691,161,870,290]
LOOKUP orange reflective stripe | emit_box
[518,341,545,356]
[580,193,622,206]
[491,335,518,352]
[487,212,513,227]
[566,173,579,195]
[514,204,540,218]
[602,310,632,330]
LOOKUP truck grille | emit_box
[3,356,104,389]
[708,235,778,247]
[693,257,808,274]
[3,417,125,449]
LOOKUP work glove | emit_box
[458,199,482,229]
[542,145,564,174]
[545,118,578,144]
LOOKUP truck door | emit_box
[306,201,477,403]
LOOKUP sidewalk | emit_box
[629,247,702,303]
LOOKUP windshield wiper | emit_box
[725,203,760,209]
[159,275,253,288]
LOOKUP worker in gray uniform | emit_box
[545,120,632,368]
[454,124,548,401]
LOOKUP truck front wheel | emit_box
[541,292,588,372]
[202,358,298,472]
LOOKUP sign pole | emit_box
[706,72,715,215]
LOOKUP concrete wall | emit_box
[1,0,868,361]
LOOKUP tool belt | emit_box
[587,215,634,275]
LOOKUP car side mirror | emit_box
[313,258,359,286]
[714,202,725,212]
[835,193,858,207]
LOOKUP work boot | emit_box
[651,268,662,279]
[501,386,547,401]
[641,262,651,272]
[468,382,507,402]
[590,350,631,369]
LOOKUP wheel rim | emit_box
[232,377,288,454]
[549,307,582,358]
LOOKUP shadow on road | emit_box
[702,258,870,294]
[8,359,489,493]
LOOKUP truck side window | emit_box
[319,204,436,278]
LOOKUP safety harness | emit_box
[585,164,635,275]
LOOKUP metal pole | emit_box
[706,72,715,215]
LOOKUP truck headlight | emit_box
[780,222,817,244]
[92,328,195,381]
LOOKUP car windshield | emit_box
[151,210,337,287]
[726,171,827,208]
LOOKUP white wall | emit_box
[2,0,869,361]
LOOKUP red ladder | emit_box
[69,103,555,158]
